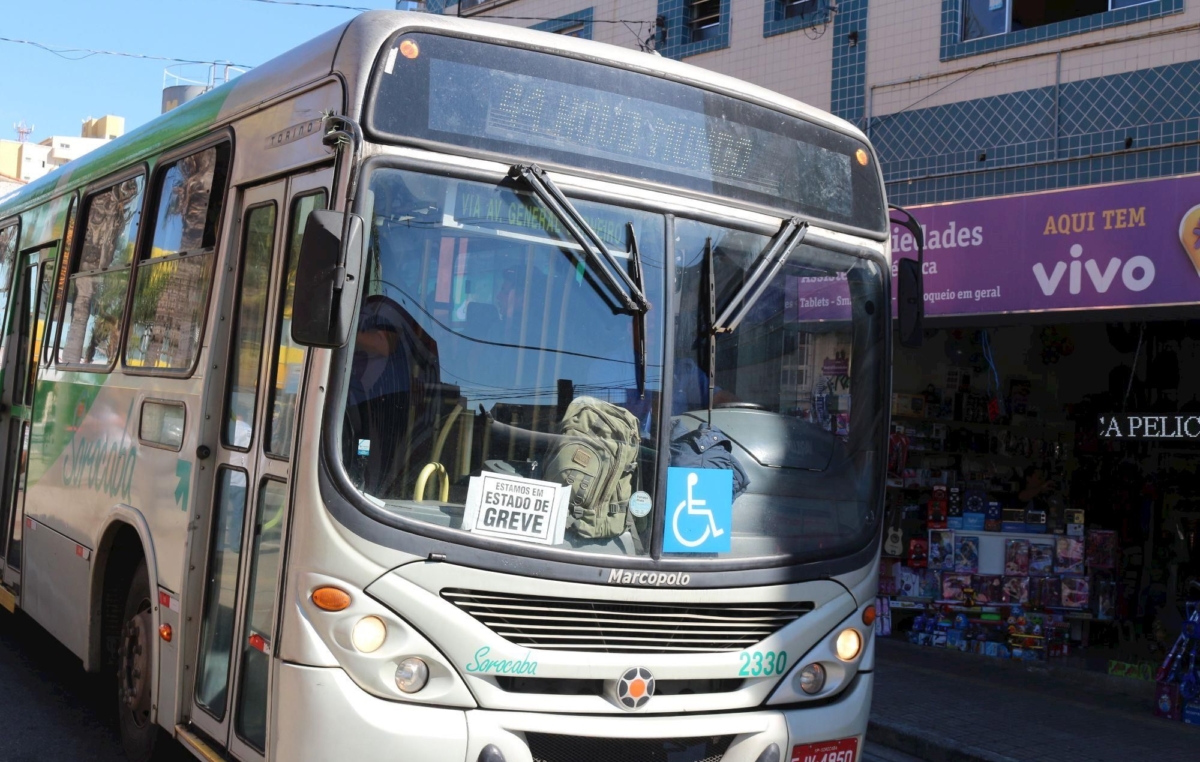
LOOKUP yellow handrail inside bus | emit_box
[431,402,464,468]
[414,462,449,503]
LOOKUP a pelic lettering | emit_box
[464,646,537,676]
[1100,415,1200,440]
[607,569,692,586]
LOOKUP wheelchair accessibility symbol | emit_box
[663,467,732,554]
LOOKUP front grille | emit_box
[495,675,743,696]
[527,734,732,762]
[443,589,812,653]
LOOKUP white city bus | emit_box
[0,10,918,762]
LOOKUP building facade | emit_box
[429,0,1200,208]
[0,115,126,184]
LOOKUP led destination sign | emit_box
[371,33,887,233]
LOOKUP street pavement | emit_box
[0,610,195,762]
[862,744,923,762]
[0,609,127,761]
[0,606,982,762]
[870,636,1200,762]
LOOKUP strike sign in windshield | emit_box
[463,473,570,546]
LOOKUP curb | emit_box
[876,638,1156,704]
[867,719,1021,762]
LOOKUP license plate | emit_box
[790,738,858,762]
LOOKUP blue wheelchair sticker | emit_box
[663,467,732,554]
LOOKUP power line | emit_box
[0,35,253,68]
[239,0,372,10]
[468,15,658,23]
[237,1,657,27]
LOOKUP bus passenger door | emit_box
[0,246,56,604]
[188,168,329,760]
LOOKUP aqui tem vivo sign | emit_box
[887,174,1200,316]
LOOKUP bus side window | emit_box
[265,191,326,458]
[0,226,17,356]
[125,143,230,373]
[57,175,145,368]
[43,198,75,366]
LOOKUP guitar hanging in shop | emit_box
[884,506,904,557]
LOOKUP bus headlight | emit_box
[395,657,429,693]
[352,616,387,653]
[835,628,862,661]
[798,663,826,695]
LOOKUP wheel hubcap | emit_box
[119,605,152,728]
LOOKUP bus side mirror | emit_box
[889,204,925,349]
[897,258,924,348]
[291,209,365,348]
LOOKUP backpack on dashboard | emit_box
[543,397,641,539]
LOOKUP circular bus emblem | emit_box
[616,667,655,710]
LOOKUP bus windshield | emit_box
[337,168,887,565]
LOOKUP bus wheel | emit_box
[117,560,165,761]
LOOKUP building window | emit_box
[784,0,819,19]
[963,0,1152,41]
[764,0,833,38]
[657,0,730,58]
[688,0,722,41]
[532,8,595,40]
[124,143,230,373]
[944,0,1181,59]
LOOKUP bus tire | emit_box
[117,560,166,762]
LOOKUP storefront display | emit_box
[879,174,1200,700]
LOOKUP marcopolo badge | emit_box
[615,667,655,710]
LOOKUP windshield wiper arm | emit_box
[510,164,650,314]
[626,223,647,399]
[712,217,809,334]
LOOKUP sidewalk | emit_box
[867,637,1200,762]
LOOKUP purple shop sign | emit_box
[889,173,1200,317]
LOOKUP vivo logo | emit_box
[1032,244,1155,296]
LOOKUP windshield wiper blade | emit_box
[510,164,650,314]
[713,217,809,334]
[626,223,647,399]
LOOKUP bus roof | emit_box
[0,10,868,222]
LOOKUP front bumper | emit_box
[271,662,873,761]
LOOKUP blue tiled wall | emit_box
[872,60,1200,206]
[656,0,731,59]
[830,0,868,124]
[940,0,1183,61]
[532,7,595,38]
[763,0,834,39]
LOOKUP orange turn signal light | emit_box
[312,586,352,612]
[399,39,420,60]
[862,605,876,627]
[159,624,173,643]
[855,148,870,166]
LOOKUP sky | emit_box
[0,0,400,142]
